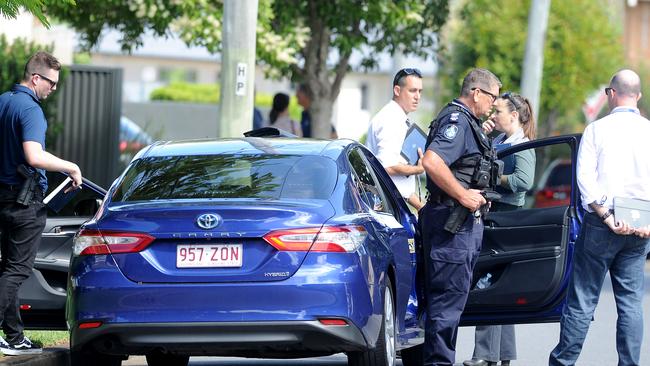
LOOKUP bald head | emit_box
[610,69,641,98]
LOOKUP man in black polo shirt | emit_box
[0,51,82,356]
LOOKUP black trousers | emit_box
[421,202,483,366]
[0,187,46,342]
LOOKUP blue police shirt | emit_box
[427,99,482,166]
[0,84,48,192]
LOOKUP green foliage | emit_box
[46,0,450,137]
[24,330,68,347]
[150,82,220,104]
[46,0,448,79]
[634,62,650,117]
[72,52,92,64]
[442,0,623,136]
[0,35,66,146]
[149,82,301,120]
[1,0,74,28]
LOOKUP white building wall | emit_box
[0,11,74,65]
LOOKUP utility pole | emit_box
[520,0,550,125]
[218,0,259,137]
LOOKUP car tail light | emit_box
[78,321,103,329]
[263,225,368,252]
[73,229,155,256]
[318,318,348,326]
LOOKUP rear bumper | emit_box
[71,320,367,357]
[67,252,384,354]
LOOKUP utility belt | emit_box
[427,191,457,207]
[0,182,22,191]
[1,165,43,205]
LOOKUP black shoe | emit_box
[501,361,511,366]
[0,336,42,356]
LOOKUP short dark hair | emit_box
[23,51,61,81]
[393,68,422,87]
[460,68,501,96]
[296,83,313,100]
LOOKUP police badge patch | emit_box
[443,125,458,140]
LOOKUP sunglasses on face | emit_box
[33,73,57,89]
[472,87,497,103]
[393,68,422,86]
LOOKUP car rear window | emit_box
[111,154,337,201]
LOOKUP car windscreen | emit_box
[111,154,338,201]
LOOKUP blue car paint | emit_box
[67,135,581,358]
[69,138,421,355]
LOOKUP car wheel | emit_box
[146,351,190,366]
[399,344,423,366]
[70,348,122,366]
[348,277,396,366]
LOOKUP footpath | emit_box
[0,348,68,366]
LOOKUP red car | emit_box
[534,159,572,208]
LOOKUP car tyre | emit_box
[70,348,122,366]
[146,351,190,366]
[399,344,423,366]
[347,277,396,366]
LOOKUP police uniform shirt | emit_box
[0,84,48,192]
[577,106,650,212]
[427,99,482,168]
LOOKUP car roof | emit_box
[135,137,355,160]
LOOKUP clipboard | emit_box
[400,124,427,165]
[614,197,650,228]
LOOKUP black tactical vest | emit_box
[425,101,495,194]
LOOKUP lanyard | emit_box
[610,107,639,115]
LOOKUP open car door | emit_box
[461,134,582,326]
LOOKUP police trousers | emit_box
[421,202,483,366]
[0,186,46,342]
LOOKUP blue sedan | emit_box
[65,133,582,366]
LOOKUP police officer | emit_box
[420,68,501,366]
[0,51,82,356]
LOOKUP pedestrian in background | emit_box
[269,92,301,136]
[549,69,650,366]
[464,91,537,366]
[366,67,425,210]
[296,83,337,138]
[421,68,501,366]
[0,51,82,356]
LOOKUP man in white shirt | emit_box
[366,68,425,210]
[549,69,650,366]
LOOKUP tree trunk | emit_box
[310,97,335,138]
[297,1,356,139]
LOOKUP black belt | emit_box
[0,182,21,191]
[427,192,457,207]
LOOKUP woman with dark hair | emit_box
[269,92,302,136]
[465,92,537,366]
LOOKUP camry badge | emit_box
[196,213,222,230]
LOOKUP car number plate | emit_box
[176,244,243,268]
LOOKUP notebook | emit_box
[613,197,650,228]
[43,177,81,213]
[400,124,427,165]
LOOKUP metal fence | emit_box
[54,65,123,188]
